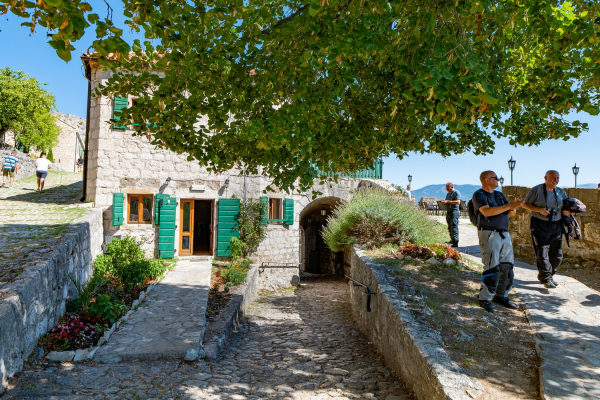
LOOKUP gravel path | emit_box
[5,278,411,399]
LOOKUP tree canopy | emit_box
[3,0,598,191]
[0,68,60,152]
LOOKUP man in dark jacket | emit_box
[441,182,461,247]
[523,171,570,289]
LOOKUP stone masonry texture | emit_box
[52,113,86,172]
[349,246,483,400]
[5,279,411,399]
[0,173,102,394]
[503,185,600,263]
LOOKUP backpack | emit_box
[467,199,478,226]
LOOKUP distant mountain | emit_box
[571,183,598,189]
[411,184,481,202]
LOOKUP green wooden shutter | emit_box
[260,196,268,226]
[216,199,240,257]
[154,193,169,225]
[283,198,294,226]
[112,193,124,226]
[112,96,128,130]
[158,196,176,258]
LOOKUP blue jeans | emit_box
[446,210,459,244]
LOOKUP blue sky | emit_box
[1,12,598,189]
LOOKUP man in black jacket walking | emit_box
[523,171,570,289]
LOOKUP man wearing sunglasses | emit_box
[472,170,524,313]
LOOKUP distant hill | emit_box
[572,183,598,189]
[411,184,481,201]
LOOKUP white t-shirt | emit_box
[406,190,412,201]
[36,158,52,172]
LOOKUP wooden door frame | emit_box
[179,199,216,256]
[179,200,194,256]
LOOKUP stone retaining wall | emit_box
[0,209,103,394]
[0,150,36,181]
[503,186,600,264]
[348,246,483,400]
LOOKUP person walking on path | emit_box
[77,156,83,172]
[35,152,52,193]
[441,182,461,247]
[473,170,524,313]
[406,185,412,202]
[1,150,19,189]
[522,171,569,289]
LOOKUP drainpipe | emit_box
[81,57,92,202]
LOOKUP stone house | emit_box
[52,113,86,172]
[81,55,388,273]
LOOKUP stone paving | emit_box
[0,171,89,286]
[94,259,212,363]
[5,278,411,399]
[439,216,600,399]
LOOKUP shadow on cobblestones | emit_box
[1,181,82,205]
[5,278,412,399]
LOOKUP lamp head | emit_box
[573,163,580,175]
[508,156,516,169]
[499,176,505,185]
[225,178,230,188]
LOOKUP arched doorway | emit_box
[299,197,345,275]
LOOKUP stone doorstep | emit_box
[44,282,157,364]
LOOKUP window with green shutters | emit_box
[216,199,240,257]
[112,96,129,130]
[112,193,124,226]
[261,197,294,225]
[157,196,176,259]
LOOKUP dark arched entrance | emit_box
[300,197,345,275]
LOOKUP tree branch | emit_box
[263,5,309,34]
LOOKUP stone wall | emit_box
[0,209,103,394]
[52,113,86,172]
[503,186,600,264]
[347,246,483,400]
[0,150,36,181]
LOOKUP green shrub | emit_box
[118,259,166,290]
[90,294,128,325]
[229,237,247,260]
[237,198,268,257]
[68,273,107,313]
[221,258,252,286]
[323,188,447,251]
[105,237,145,272]
[93,254,115,278]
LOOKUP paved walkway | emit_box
[442,217,600,399]
[0,171,88,286]
[94,259,212,363]
[6,279,410,399]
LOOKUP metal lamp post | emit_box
[499,176,505,186]
[573,163,580,188]
[508,156,516,185]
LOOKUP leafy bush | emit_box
[399,243,462,262]
[237,198,268,257]
[68,273,107,313]
[221,258,252,286]
[229,237,247,260]
[104,236,145,272]
[323,188,447,251]
[90,294,128,325]
[93,254,115,278]
[117,258,166,290]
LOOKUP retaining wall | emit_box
[0,209,103,394]
[348,246,483,400]
[503,186,600,265]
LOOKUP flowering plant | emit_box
[39,315,107,351]
[398,243,461,262]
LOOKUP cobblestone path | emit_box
[0,171,88,284]
[5,279,411,399]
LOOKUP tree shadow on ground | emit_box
[0,181,82,205]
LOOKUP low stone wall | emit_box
[503,186,600,264]
[0,209,103,394]
[348,246,483,400]
[258,266,300,291]
[0,150,36,181]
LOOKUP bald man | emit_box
[472,170,524,313]
[523,171,569,289]
[441,182,461,247]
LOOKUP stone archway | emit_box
[299,197,344,275]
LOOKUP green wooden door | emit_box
[158,196,176,258]
[216,198,240,257]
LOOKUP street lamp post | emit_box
[573,163,580,188]
[508,156,516,185]
[499,176,505,186]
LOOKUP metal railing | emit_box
[345,275,377,312]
